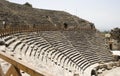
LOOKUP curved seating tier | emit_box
[0,30,114,76]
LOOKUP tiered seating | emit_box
[40,31,91,71]
[83,31,114,62]
[0,30,115,76]
[62,30,114,65]
[0,32,82,74]
[54,12,78,26]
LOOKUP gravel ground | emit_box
[98,67,120,76]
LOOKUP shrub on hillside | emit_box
[23,2,32,8]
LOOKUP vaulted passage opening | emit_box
[64,23,68,29]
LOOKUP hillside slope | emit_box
[0,0,94,30]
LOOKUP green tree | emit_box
[24,2,32,8]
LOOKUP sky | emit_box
[8,0,120,31]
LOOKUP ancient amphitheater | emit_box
[0,0,120,76]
